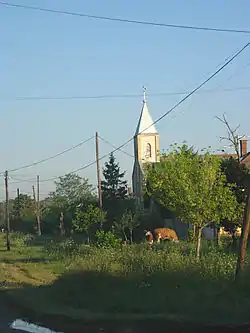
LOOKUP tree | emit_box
[52,173,95,206]
[11,194,34,220]
[114,213,129,242]
[72,204,106,243]
[216,113,243,162]
[145,143,239,260]
[216,114,250,277]
[101,153,130,231]
[101,153,128,200]
[41,195,70,235]
[115,209,141,243]
[43,174,96,235]
[10,194,36,233]
[220,157,248,244]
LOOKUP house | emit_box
[215,139,250,167]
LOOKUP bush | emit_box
[44,238,80,258]
[94,230,121,249]
[11,232,35,247]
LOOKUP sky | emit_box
[0,0,250,200]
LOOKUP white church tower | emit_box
[132,87,160,208]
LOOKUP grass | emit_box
[0,232,250,328]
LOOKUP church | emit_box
[132,88,160,208]
[132,88,216,240]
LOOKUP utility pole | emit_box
[36,175,41,236]
[59,212,65,236]
[17,188,20,220]
[235,181,250,279]
[95,132,103,208]
[95,132,103,229]
[32,182,41,236]
[32,185,37,234]
[5,170,10,251]
[0,201,4,228]
[32,185,36,203]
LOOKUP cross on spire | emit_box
[143,86,147,103]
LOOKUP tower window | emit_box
[145,143,152,158]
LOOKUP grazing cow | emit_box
[145,228,179,246]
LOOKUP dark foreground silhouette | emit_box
[2,266,250,333]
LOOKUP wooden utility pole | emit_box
[95,132,103,229]
[0,201,4,227]
[17,188,20,220]
[5,170,10,251]
[36,175,41,236]
[59,211,65,236]
[95,132,103,208]
[32,181,41,236]
[235,181,250,279]
[32,185,36,203]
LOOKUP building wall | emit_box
[132,161,144,207]
[133,133,160,207]
[134,134,160,164]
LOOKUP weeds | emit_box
[1,232,250,324]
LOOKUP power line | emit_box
[1,1,250,35]
[5,135,134,185]
[98,135,134,158]
[1,86,250,102]
[1,135,94,175]
[8,41,249,185]
[145,42,250,132]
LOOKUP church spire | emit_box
[135,86,158,136]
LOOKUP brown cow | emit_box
[145,228,179,246]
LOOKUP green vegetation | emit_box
[0,144,249,327]
[0,232,249,325]
[145,144,243,259]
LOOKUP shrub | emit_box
[44,238,80,258]
[94,230,121,249]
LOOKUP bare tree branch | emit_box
[216,114,241,162]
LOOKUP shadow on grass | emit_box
[2,257,49,264]
[3,268,250,333]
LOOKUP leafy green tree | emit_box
[101,153,128,200]
[146,143,239,260]
[115,209,141,243]
[114,211,129,242]
[11,194,34,220]
[10,194,36,233]
[43,174,96,235]
[220,157,248,243]
[41,196,70,235]
[52,173,95,206]
[72,204,106,243]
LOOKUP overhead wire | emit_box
[7,41,249,185]
[1,1,250,35]
[1,86,250,102]
[0,135,94,175]
[98,135,134,158]
[4,134,134,185]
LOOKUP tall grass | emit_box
[2,232,250,324]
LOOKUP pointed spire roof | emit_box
[135,87,158,135]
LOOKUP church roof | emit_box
[135,93,158,135]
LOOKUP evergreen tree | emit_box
[101,153,128,200]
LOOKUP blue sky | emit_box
[0,0,250,199]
